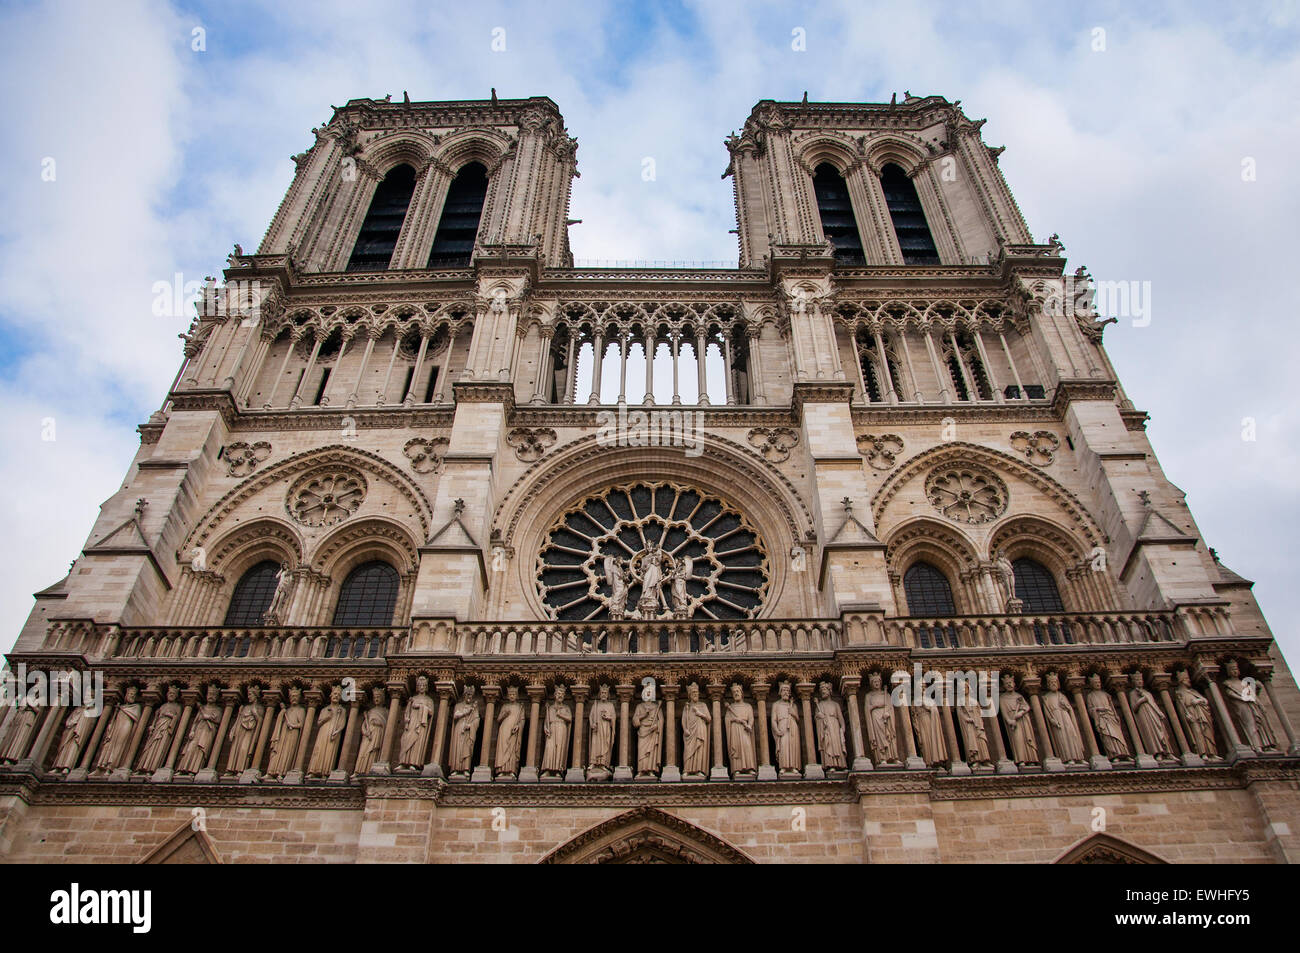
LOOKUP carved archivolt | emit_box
[872,441,1105,548]
[925,464,1008,525]
[310,517,421,576]
[180,445,434,557]
[222,441,271,477]
[536,482,768,623]
[856,433,904,470]
[287,469,367,527]
[1009,430,1060,466]
[540,807,754,864]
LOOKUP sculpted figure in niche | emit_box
[669,556,694,618]
[993,549,1017,609]
[1222,659,1277,751]
[864,672,899,764]
[495,686,526,777]
[307,685,347,777]
[263,564,294,625]
[178,685,224,775]
[998,674,1039,765]
[956,691,992,766]
[354,687,388,775]
[136,685,182,774]
[911,696,947,767]
[93,685,142,773]
[724,684,756,776]
[264,686,305,778]
[398,676,436,770]
[1173,670,1217,759]
[224,684,264,775]
[814,682,847,770]
[0,704,40,764]
[1085,674,1130,760]
[634,542,670,618]
[1041,672,1086,764]
[541,684,572,777]
[588,684,617,779]
[680,682,711,777]
[1128,672,1175,760]
[770,681,801,775]
[448,684,480,777]
[52,704,95,772]
[632,692,663,777]
[603,556,630,621]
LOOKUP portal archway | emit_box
[539,807,754,864]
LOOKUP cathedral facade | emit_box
[1,94,1296,864]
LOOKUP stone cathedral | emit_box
[1,94,1297,865]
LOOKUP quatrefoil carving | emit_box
[506,427,558,462]
[856,433,904,470]
[403,437,450,474]
[1009,430,1060,466]
[223,441,271,477]
[747,427,799,463]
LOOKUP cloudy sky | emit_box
[1,0,1297,660]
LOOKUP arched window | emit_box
[1012,558,1064,612]
[332,561,400,626]
[223,560,280,626]
[880,163,939,265]
[347,164,416,272]
[812,163,865,265]
[904,562,958,649]
[428,162,488,267]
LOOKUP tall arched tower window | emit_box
[880,163,939,265]
[812,163,865,265]
[223,560,281,625]
[346,164,416,272]
[428,162,488,267]
[332,561,400,626]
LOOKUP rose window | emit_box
[537,482,769,622]
[287,469,366,527]
[925,466,1007,524]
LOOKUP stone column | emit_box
[403,330,431,405]
[1068,674,1111,771]
[588,329,604,403]
[471,686,499,782]
[695,330,709,404]
[661,684,681,783]
[372,681,405,776]
[1153,673,1202,767]
[1110,673,1158,769]
[15,704,66,775]
[1023,678,1065,771]
[69,694,115,782]
[796,682,824,780]
[840,677,873,771]
[985,695,1016,775]
[118,691,157,779]
[708,682,728,780]
[614,684,634,782]
[426,682,453,779]
[942,704,971,776]
[242,688,278,783]
[334,699,362,781]
[521,684,544,782]
[289,335,322,408]
[1258,675,1300,755]
[893,675,926,770]
[566,685,588,783]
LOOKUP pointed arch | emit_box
[539,807,754,864]
[1054,832,1168,865]
[141,822,223,864]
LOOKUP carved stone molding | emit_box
[746,427,799,463]
[222,441,271,477]
[506,427,558,462]
[1009,430,1060,466]
[925,464,1008,524]
[856,433,905,470]
[403,437,449,474]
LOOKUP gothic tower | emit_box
[1,94,1296,864]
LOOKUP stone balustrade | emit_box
[882,610,1184,650]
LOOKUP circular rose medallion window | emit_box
[537,482,768,622]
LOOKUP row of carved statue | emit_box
[0,660,1292,783]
